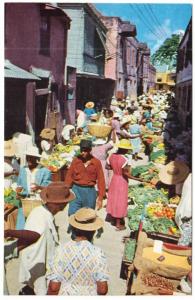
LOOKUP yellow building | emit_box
[156,71,176,91]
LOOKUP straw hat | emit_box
[121,116,131,127]
[69,207,103,231]
[85,102,95,109]
[40,128,55,140]
[25,146,41,158]
[4,140,15,157]
[40,182,75,203]
[93,138,108,145]
[159,161,190,185]
[117,139,132,150]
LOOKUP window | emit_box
[40,16,50,56]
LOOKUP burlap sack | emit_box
[134,232,191,279]
[131,271,180,295]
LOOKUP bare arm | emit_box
[47,281,61,295]
[122,165,143,182]
[97,281,108,295]
[4,229,40,249]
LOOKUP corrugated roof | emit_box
[30,66,51,78]
[5,60,41,80]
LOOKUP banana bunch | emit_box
[4,187,13,197]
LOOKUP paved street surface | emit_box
[5,153,148,295]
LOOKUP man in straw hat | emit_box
[65,139,106,217]
[47,207,109,295]
[4,182,75,295]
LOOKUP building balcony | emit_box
[119,21,136,37]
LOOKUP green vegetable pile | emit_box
[142,217,176,235]
[124,239,137,262]
[128,206,143,231]
[131,162,159,181]
[4,188,21,208]
[150,150,166,161]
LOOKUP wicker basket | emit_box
[88,124,112,138]
[22,199,42,218]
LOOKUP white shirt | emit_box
[19,206,59,294]
[4,161,14,189]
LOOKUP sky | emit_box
[94,2,192,54]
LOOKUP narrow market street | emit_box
[4,2,192,297]
[5,155,148,296]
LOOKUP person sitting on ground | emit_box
[4,182,75,295]
[47,207,109,296]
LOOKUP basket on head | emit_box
[21,199,42,218]
[88,124,112,138]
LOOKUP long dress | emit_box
[129,124,142,154]
[106,154,128,218]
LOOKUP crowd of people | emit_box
[4,90,192,295]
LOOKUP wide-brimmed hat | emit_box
[117,139,132,150]
[40,181,75,203]
[121,116,131,127]
[4,140,15,157]
[159,161,190,185]
[69,207,103,231]
[93,137,108,145]
[25,146,41,158]
[85,102,94,109]
[40,128,55,140]
[130,115,138,124]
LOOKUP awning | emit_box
[30,66,51,78]
[5,60,40,80]
[77,71,105,79]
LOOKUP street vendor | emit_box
[65,139,106,216]
[61,124,75,145]
[158,160,190,198]
[39,128,55,159]
[106,139,144,231]
[141,105,154,131]
[84,101,96,118]
[16,146,52,229]
[4,181,75,295]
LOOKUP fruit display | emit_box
[150,150,167,164]
[4,187,21,208]
[141,273,174,291]
[169,195,181,205]
[146,204,175,219]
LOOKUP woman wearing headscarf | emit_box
[47,208,109,296]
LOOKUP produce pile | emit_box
[150,150,167,164]
[4,187,21,208]
[124,239,137,262]
[141,273,174,291]
[40,144,78,172]
[127,185,180,236]
[131,163,159,182]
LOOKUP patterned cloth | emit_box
[46,240,109,295]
